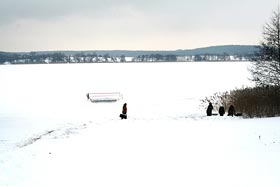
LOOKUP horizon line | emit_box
[0,44,259,53]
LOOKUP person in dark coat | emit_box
[219,106,225,116]
[206,102,213,116]
[228,105,235,117]
[120,103,127,119]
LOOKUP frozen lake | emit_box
[0,62,252,119]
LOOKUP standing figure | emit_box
[228,105,235,117]
[218,106,225,116]
[120,103,127,119]
[206,102,213,116]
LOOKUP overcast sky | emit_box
[0,0,279,52]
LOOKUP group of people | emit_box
[120,102,239,120]
[206,102,237,117]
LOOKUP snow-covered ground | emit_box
[0,62,279,187]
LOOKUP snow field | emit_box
[0,62,279,187]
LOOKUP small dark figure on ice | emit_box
[206,102,213,116]
[219,106,225,116]
[228,105,235,117]
[120,103,127,119]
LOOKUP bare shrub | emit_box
[230,86,280,117]
[202,86,280,118]
[200,91,230,113]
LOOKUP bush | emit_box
[202,86,280,118]
[200,91,231,112]
[230,86,280,118]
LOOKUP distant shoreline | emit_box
[1,45,258,64]
[1,60,252,66]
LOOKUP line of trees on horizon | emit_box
[0,51,257,64]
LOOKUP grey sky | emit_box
[0,0,279,52]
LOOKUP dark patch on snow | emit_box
[18,130,54,148]
[18,123,88,148]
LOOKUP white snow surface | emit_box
[0,62,280,187]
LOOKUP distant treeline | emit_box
[0,45,260,64]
